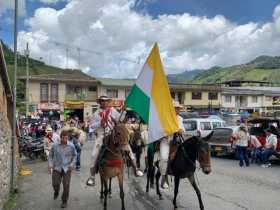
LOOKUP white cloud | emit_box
[17,0,280,78]
[39,0,68,4]
[0,0,26,17]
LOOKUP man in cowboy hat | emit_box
[86,95,143,186]
[44,126,60,158]
[159,100,185,189]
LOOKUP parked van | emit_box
[183,118,226,138]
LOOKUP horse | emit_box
[146,134,212,210]
[98,123,129,210]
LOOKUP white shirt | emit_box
[177,115,185,132]
[266,134,277,149]
[236,130,249,147]
[90,107,121,134]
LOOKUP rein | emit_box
[177,134,197,170]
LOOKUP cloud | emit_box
[17,0,280,78]
[39,0,68,4]
[0,0,26,17]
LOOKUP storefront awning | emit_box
[64,101,84,109]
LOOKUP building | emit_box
[170,83,222,112]
[221,86,280,114]
[97,77,135,108]
[0,41,13,208]
[19,72,99,121]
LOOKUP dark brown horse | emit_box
[98,123,129,210]
[146,135,212,210]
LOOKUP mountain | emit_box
[190,56,280,84]
[167,69,204,83]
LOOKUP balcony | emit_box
[65,92,97,101]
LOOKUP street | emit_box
[15,142,280,210]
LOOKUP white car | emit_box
[183,118,226,138]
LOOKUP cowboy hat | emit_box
[46,126,53,132]
[173,100,183,108]
[97,95,111,101]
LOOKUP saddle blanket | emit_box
[106,159,123,167]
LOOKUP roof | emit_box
[19,71,99,83]
[97,77,135,87]
[0,41,12,99]
[222,86,280,96]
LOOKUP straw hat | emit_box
[46,126,53,132]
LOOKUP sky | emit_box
[1,0,280,78]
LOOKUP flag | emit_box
[125,43,179,143]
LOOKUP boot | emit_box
[86,167,96,186]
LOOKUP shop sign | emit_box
[38,102,60,110]
[64,101,84,109]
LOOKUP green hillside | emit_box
[191,56,280,84]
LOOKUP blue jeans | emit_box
[251,148,262,163]
[261,148,276,164]
[76,151,81,169]
[236,146,249,167]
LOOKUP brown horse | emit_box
[98,123,129,210]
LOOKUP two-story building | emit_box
[170,83,222,112]
[19,72,99,121]
[97,78,135,107]
[221,86,280,114]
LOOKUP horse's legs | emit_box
[173,176,180,209]
[189,175,204,210]
[100,175,104,199]
[103,178,108,210]
[155,168,162,200]
[108,178,112,198]
[146,166,150,192]
[117,174,125,210]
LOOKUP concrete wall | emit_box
[0,76,12,209]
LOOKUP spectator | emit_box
[261,126,278,168]
[69,128,83,171]
[235,124,250,167]
[48,130,77,208]
[249,135,262,163]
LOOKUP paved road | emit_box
[15,142,280,210]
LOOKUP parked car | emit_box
[208,126,239,156]
[183,118,226,138]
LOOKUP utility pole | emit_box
[78,47,81,69]
[25,42,29,117]
[11,0,18,193]
[66,48,69,69]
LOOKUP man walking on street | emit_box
[48,130,77,208]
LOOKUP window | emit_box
[200,122,212,130]
[184,121,197,131]
[192,92,202,100]
[66,85,82,95]
[251,96,258,103]
[266,96,272,101]
[107,89,118,98]
[225,95,232,103]
[125,88,131,97]
[212,122,221,129]
[40,83,48,102]
[208,92,218,100]
[88,86,97,92]
[50,84,58,102]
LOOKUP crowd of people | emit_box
[19,95,280,209]
[233,123,279,168]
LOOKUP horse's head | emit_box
[197,138,211,175]
[113,123,129,146]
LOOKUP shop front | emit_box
[64,101,84,121]
[38,102,60,120]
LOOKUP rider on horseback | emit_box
[159,100,185,189]
[87,95,143,186]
